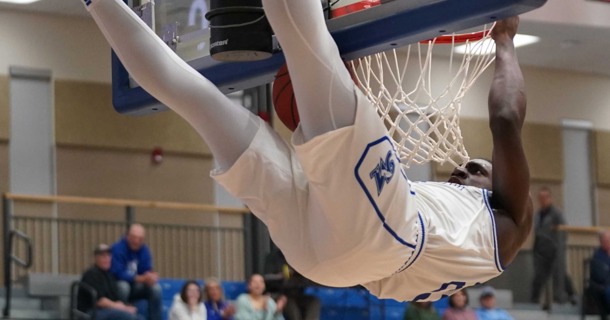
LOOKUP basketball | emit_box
[272,62,359,132]
[272,63,300,131]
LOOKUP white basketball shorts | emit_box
[212,90,423,287]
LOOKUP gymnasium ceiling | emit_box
[1,0,610,77]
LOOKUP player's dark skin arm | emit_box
[487,17,533,266]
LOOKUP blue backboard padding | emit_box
[112,0,546,114]
[111,51,287,114]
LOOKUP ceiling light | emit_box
[453,34,540,55]
[0,0,41,4]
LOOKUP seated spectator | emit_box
[403,301,441,320]
[169,280,207,320]
[476,286,513,320]
[203,278,236,320]
[111,223,162,320]
[589,230,610,317]
[234,274,285,320]
[264,246,321,320]
[77,243,144,320]
[442,289,477,320]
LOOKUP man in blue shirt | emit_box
[111,224,162,320]
[590,231,610,317]
[476,286,513,320]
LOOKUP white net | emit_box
[350,25,496,167]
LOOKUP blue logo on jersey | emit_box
[369,150,395,196]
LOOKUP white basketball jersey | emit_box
[213,90,504,301]
[363,181,504,302]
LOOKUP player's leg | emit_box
[261,0,421,282]
[531,253,553,303]
[262,0,357,142]
[83,0,259,170]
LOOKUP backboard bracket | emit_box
[132,1,154,30]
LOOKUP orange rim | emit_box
[420,29,492,44]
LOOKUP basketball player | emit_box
[82,0,532,301]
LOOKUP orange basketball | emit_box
[272,63,299,131]
[272,62,359,132]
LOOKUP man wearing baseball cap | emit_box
[77,244,144,320]
[475,286,513,320]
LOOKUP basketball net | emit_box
[349,25,496,167]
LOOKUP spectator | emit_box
[234,274,285,320]
[403,301,441,320]
[169,280,207,320]
[111,223,162,320]
[77,243,144,320]
[264,246,321,320]
[531,187,576,306]
[203,278,236,320]
[589,230,610,317]
[476,287,513,320]
[442,289,477,320]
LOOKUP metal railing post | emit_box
[125,205,135,231]
[243,214,253,278]
[3,194,12,317]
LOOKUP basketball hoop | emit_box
[422,30,492,44]
[350,24,496,167]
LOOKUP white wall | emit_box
[464,62,610,131]
[0,9,110,83]
[385,51,610,131]
[523,0,610,28]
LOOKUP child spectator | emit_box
[443,289,477,320]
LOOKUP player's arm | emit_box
[488,17,533,253]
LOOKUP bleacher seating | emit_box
[303,285,449,320]
[155,278,453,320]
[159,278,187,301]
[221,281,248,301]
[158,278,186,319]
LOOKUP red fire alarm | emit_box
[151,147,163,164]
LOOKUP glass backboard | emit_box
[113,0,546,114]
